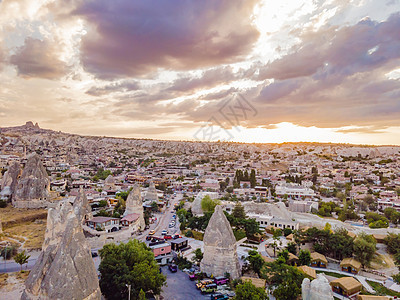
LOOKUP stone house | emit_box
[86,217,120,232]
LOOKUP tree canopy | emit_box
[295,227,354,260]
[201,195,220,213]
[232,202,246,219]
[261,257,305,300]
[353,233,376,267]
[298,249,311,266]
[14,250,30,272]
[98,240,166,300]
[233,281,268,300]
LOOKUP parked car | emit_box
[164,234,173,240]
[149,230,156,235]
[196,279,213,289]
[168,223,174,228]
[151,236,164,242]
[201,283,217,294]
[172,215,176,219]
[173,234,181,239]
[161,230,168,235]
[189,272,202,281]
[91,251,98,257]
[168,264,178,272]
[210,294,229,300]
[146,235,152,241]
[214,276,229,285]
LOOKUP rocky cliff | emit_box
[13,153,50,208]
[22,201,101,300]
[200,205,240,278]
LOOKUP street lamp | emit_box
[126,284,131,300]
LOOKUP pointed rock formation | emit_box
[0,161,21,201]
[302,274,333,300]
[22,201,101,300]
[124,184,145,230]
[13,153,50,208]
[104,175,116,190]
[200,205,240,279]
[73,187,93,223]
[145,181,158,202]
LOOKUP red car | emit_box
[164,234,173,240]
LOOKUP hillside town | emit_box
[1,122,400,300]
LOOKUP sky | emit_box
[0,0,399,145]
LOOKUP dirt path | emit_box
[0,272,25,299]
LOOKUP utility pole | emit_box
[126,284,131,300]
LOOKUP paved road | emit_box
[153,193,182,237]
[0,250,41,273]
[160,266,209,300]
[0,257,38,273]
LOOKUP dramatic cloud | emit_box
[10,38,69,79]
[0,44,4,71]
[259,13,400,81]
[75,0,259,79]
[241,13,400,128]
[1,0,400,144]
[86,80,140,96]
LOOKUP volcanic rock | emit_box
[73,187,93,223]
[145,181,158,202]
[22,201,101,300]
[124,184,145,229]
[302,274,333,300]
[0,161,21,200]
[104,175,115,190]
[200,205,240,279]
[13,153,50,208]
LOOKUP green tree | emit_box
[98,199,108,207]
[193,248,203,263]
[116,191,130,201]
[384,207,400,225]
[138,289,146,300]
[98,240,166,300]
[13,250,30,272]
[151,201,159,212]
[201,195,220,213]
[114,198,126,216]
[298,249,311,266]
[242,218,260,238]
[261,258,304,300]
[277,249,289,263]
[233,281,268,300]
[247,250,265,276]
[283,227,292,237]
[250,169,257,188]
[286,242,297,255]
[353,233,376,267]
[95,209,111,217]
[272,228,282,239]
[232,202,246,219]
[384,233,400,254]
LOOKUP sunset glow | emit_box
[0,0,399,145]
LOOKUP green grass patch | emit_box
[316,270,347,278]
[366,280,400,297]
[233,229,246,241]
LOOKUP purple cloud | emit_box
[10,38,69,79]
[75,0,259,79]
